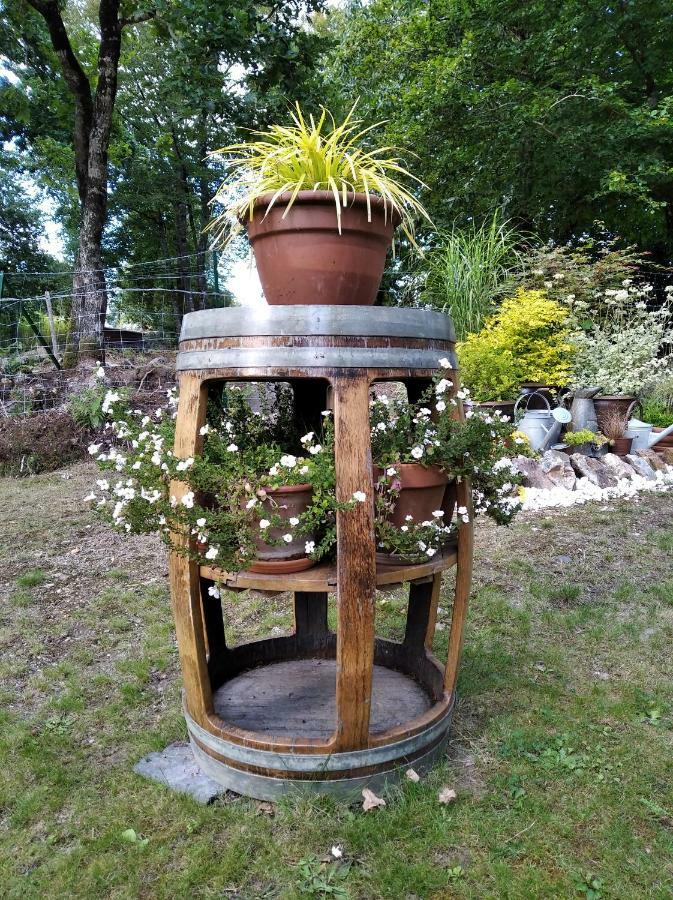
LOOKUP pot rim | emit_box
[263,482,312,495]
[244,190,402,227]
[594,394,637,401]
[374,461,448,487]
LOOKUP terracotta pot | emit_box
[247,483,316,574]
[245,191,399,306]
[374,463,449,528]
[610,436,633,457]
[594,395,637,434]
[473,400,516,421]
[652,426,673,454]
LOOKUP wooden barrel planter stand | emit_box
[169,306,474,800]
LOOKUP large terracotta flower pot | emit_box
[594,395,637,434]
[245,191,400,306]
[248,483,316,574]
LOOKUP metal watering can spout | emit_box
[649,422,673,449]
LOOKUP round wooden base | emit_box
[184,659,454,800]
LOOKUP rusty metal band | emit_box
[176,346,458,372]
[183,695,453,773]
[180,305,455,343]
[188,729,451,801]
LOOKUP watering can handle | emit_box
[513,390,552,417]
[626,399,641,420]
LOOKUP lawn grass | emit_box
[0,463,672,898]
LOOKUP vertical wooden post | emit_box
[403,578,440,651]
[332,374,376,750]
[443,477,473,696]
[168,372,212,726]
[424,574,443,650]
[294,592,329,654]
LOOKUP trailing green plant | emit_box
[370,364,525,554]
[86,387,346,573]
[419,214,524,339]
[208,101,432,248]
[458,289,573,401]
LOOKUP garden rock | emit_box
[636,448,667,472]
[602,452,636,481]
[625,454,656,480]
[659,448,673,466]
[569,454,617,489]
[512,456,556,490]
[539,450,576,490]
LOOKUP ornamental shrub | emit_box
[457,289,572,401]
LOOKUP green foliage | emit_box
[419,215,524,340]
[320,0,673,258]
[209,101,431,247]
[563,430,607,448]
[640,399,673,428]
[69,381,115,430]
[458,290,572,401]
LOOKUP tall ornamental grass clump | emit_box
[458,289,572,401]
[420,215,523,340]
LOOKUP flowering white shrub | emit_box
[568,282,673,394]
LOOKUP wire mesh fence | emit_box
[0,252,233,416]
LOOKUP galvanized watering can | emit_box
[567,386,601,433]
[513,391,571,451]
[624,418,673,451]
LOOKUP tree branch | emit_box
[24,0,93,202]
[120,9,156,28]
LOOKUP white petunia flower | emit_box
[386,467,397,476]
[411,446,424,459]
[300,432,314,444]
[436,400,446,412]
[88,443,101,456]
[259,519,271,529]
[199,424,210,435]
[352,490,367,502]
[205,546,219,560]
[226,443,238,453]
[289,516,299,526]
[282,533,293,543]
[305,540,315,554]
[438,357,451,368]
[245,498,257,509]
[83,492,97,502]
[280,454,297,468]
[207,584,220,599]
[426,547,437,557]
[181,491,195,509]
[457,505,468,515]
[196,517,207,527]
[432,509,444,517]
[309,445,322,455]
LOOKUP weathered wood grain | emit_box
[332,374,376,750]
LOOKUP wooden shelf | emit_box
[201,541,458,592]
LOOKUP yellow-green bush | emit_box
[458,289,572,401]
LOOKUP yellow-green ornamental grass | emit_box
[208,102,432,247]
[458,289,573,401]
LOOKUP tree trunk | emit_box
[26,0,152,367]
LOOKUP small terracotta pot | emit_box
[594,395,637,434]
[473,400,516,421]
[247,483,316,574]
[245,191,399,306]
[610,436,633,456]
[374,463,449,527]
